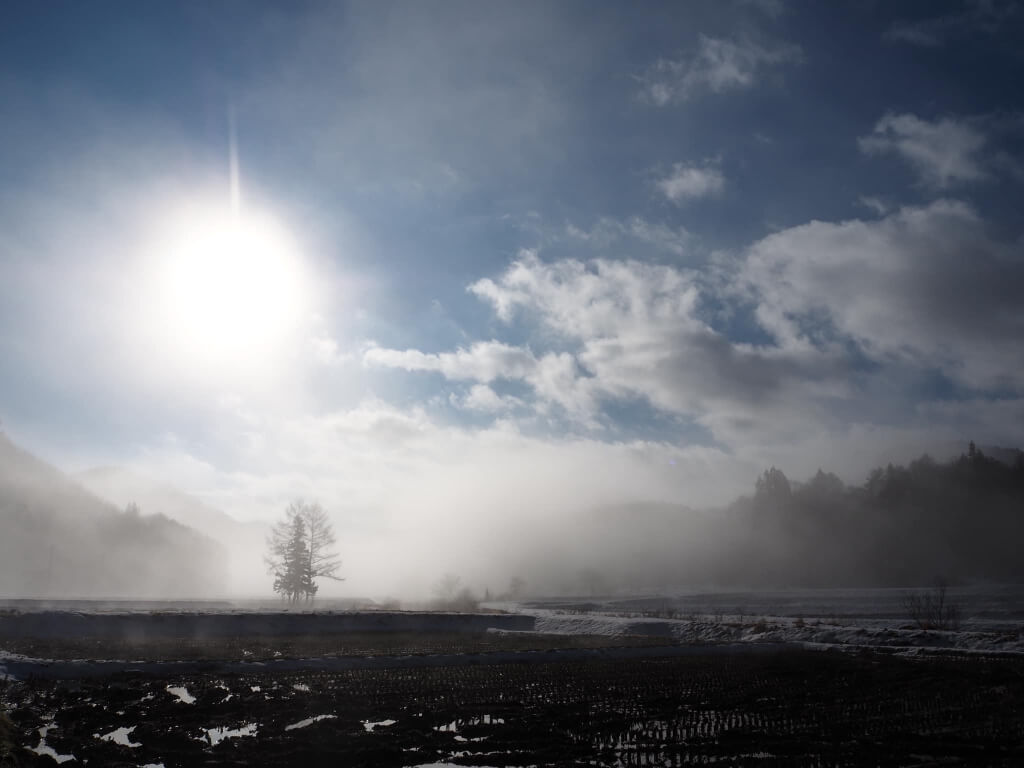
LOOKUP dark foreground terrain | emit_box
[0,630,660,663]
[3,648,1023,767]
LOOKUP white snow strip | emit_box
[98,725,140,747]
[525,606,1024,654]
[285,714,337,731]
[362,718,397,732]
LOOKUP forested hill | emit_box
[557,445,1024,594]
[0,432,226,597]
[707,444,1024,587]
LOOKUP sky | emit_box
[1,1,1023,593]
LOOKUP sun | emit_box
[150,203,307,368]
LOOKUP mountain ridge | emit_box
[0,432,226,597]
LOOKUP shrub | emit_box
[903,580,962,631]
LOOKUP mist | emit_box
[0,433,224,599]
[5,425,1022,604]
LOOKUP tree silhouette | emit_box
[265,500,342,603]
[754,466,791,510]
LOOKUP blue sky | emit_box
[2,1,1023,586]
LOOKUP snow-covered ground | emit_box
[501,584,1024,655]
[516,609,1024,654]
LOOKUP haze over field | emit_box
[1,2,1023,599]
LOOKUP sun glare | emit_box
[150,204,307,368]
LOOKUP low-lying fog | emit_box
[3,430,1022,602]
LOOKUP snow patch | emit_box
[285,714,336,731]
[204,723,257,746]
[28,722,76,764]
[165,685,195,704]
[362,718,397,732]
[98,725,140,747]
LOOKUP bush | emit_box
[903,580,962,631]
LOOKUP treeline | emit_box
[562,443,1024,593]
[700,443,1024,587]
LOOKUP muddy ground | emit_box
[0,630,661,662]
[3,648,1023,767]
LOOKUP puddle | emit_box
[166,685,195,704]
[204,723,258,746]
[98,725,141,747]
[28,723,76,764]
[362,718,397,732]
[285,714,337,731]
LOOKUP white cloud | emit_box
[859,113,989,189]
[741,199,1024,391]
[640,35,801,106]
[381,199,1024,453]
[467,252,849,445]
[657,163,725,204]
[365,337,601,424]
[454,384,524,413]
[363,341,537,382]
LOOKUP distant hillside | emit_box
[0,432,226,597]
[563,445,1024,593]
[713,446,1024,587]
[78,466,268,594]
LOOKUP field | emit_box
[4,649,1024,767]
[3,589,1024,766]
